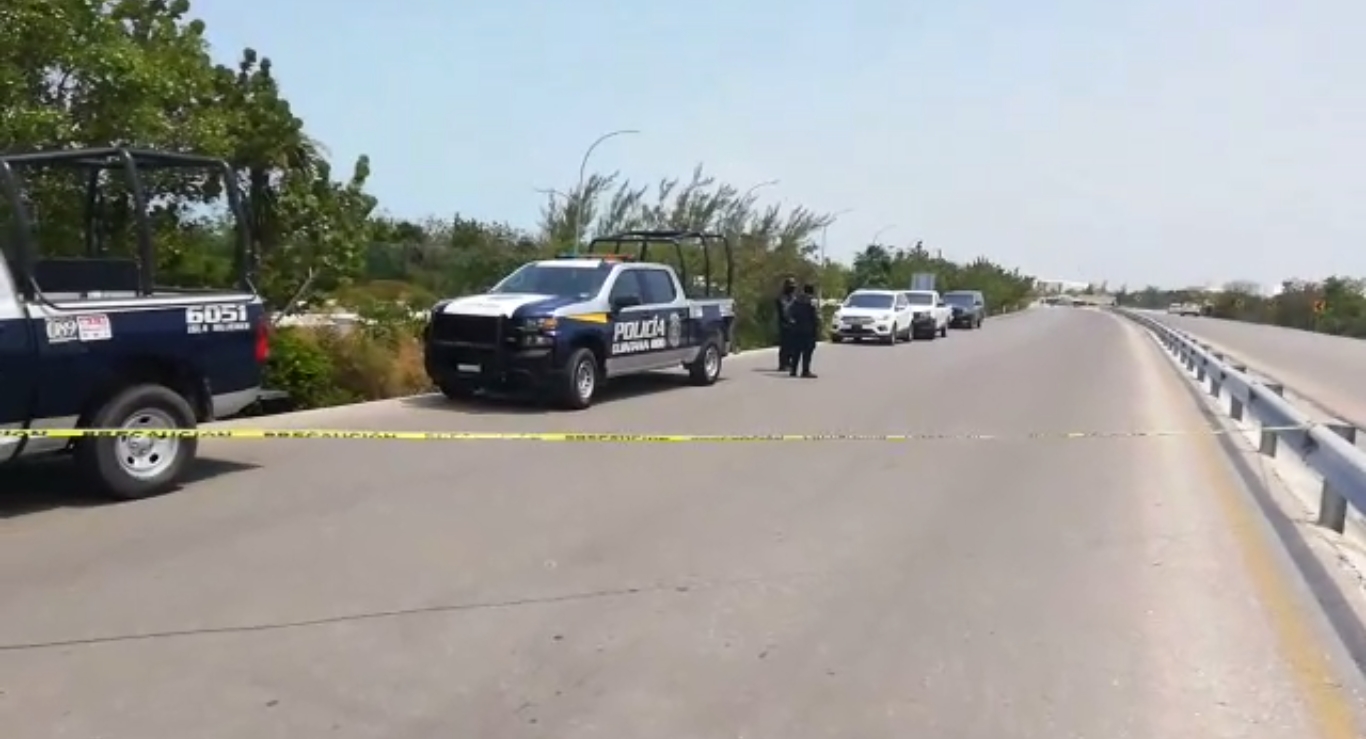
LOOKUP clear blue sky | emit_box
[195,0,1363,290]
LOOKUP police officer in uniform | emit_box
[774,277,797,371]
[788,283,819,378]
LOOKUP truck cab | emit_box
[0,147,269,499]
[424,229,736,409]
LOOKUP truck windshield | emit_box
[844,293,894,309]
[905,293,935,305]
[943,293,975,306]
[491,264,610,299]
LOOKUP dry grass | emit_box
[266,324,432,409]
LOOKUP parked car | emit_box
[829,290,914,344]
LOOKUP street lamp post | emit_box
[572,128,640,254]
[733,180,778,244]
[742,180,778,201]
[871,223,896,247]
[821,208,853,265]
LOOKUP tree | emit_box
[1,0,376,308]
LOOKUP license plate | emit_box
[456,363,480,373]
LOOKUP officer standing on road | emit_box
[775,276,797,371]
[788,283,819,378]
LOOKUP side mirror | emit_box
[611,295,641,311]
[936,300,946,308]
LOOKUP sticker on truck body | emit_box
[186,304,251,334]
[45,313,112,343]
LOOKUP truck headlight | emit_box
[519,317,557,346]
[521,317,558,332]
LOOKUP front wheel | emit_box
[557,347,600,409]
[884,325,898,345]
[75,384,199,500]
[688,338,724,386]
[938,322,948,337]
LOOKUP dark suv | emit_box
[944,290,986,329]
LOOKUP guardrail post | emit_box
[1317,423,1356,533]
[1226,364,1247,420]
[1195,358,1206,383]
[1210,369,1222,399]
[1257,383,1284,457]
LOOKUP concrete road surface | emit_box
[2,309,1364,739]
[1152,313,1366,426]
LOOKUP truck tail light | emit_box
[255,316,270,363]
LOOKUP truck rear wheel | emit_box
[76,384,199,500]
[558,347,599,409]
[688,338,723,386]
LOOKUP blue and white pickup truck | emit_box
[0,148,269,499]
[424,230,736,409]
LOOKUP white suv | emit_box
[829,290,914,344]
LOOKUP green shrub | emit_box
[263,321,432,411]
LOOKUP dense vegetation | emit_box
[3,0,1037,411]
[1117,278,1366,338]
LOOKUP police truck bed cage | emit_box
[0,147,253,302]
[587,229,734,298]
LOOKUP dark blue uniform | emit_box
[775,292,796,370]
[786,288,819,378]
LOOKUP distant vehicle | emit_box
[943,290,986,329]
[0,147,270,499]
[1167,302,1204,317]
[904,290,951,339]
[423,230,735,409]
[829,289,913,344]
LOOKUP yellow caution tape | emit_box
[0,425,1314,442]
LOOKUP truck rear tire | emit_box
[688,338,723,386]
[558,347,599,409]
[76,384,199,500]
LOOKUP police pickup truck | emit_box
[424,230,736,409]
[1,148,269,499]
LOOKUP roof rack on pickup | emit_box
[0,147,253,300]
[587,229,733,298]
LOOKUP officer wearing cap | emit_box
[774,276,797,371]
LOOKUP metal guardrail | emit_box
[1118,308,1366,534]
